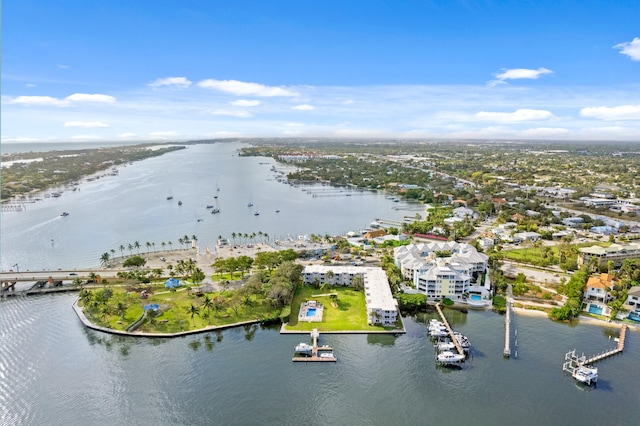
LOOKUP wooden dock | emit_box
[434,304,465,356]
[563,324,628,382]
[583,324,628,364]
[292,328,337,362]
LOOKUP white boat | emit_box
[573,365,598,385]
[436,351,465,365]
[320,353,336,360]
[437,342,456,351]
[294,343,313,354]
[429,328,448,338]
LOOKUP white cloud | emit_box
[149,131,179,139]
[210,109,252,117]
[292,104,314,111]
[580,105,640,120]
[490,67,553,86]
[1,137,41,143]
[65,93,116,103]
[285,122,305,127]
[614,37,640,61]
[148,77,192,88]
[57,64,70,69]
[230,99,261,107]
[197,79,298,97]
[520,127,571,137]
[64,121,110,128]
[71,135,102,140]
[26,83,36,88]
[8,96,68,106]
[118,132,136,138]
[7,93,116,107]
[475,109,554,122]
[343,99,355,105]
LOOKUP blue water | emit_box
[470,294,481,301]
[589,305,603,315]
[306,308,317,317]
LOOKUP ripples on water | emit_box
[1,295,639,426]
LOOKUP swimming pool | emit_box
[469,294,482,301]
[306,308,317,317]
[588,304,603,315]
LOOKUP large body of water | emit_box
[1,141,638,425]
[1,142,416,271]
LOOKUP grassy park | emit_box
[78,283,281,334]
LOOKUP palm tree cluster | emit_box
[229,231,269,245]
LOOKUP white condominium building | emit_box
[302,265,398,326]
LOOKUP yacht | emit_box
[320,353,336,360]
[573,365,598,385]
[436,351,465,365]
[294,343,313,354]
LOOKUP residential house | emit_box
[577,243,640,269]
[583,273,615,304]
[625,286,640,309]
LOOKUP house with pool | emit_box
[302,265,399,326]
[583,273,615,317]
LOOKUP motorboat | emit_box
[573,365,598,385]
[211,208,220,214]
[206,205,214,209]
[320,353,336,360]
[294,343,313,354]
[60,212,70,217]
[166,196,173,200]
[437,341,456,351]
[429,328,448,338]
[178,201,182,206]
[254,212,260,216]
[436,351,465,365]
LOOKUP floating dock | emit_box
[292,328,336,362]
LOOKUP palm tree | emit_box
[231,232,237,245]
[263,233,269,244]
[134,241,140,254]
[127,243,134,256]
[192,234,198,244]
[168,241,173,251]
[202,295,213,324]
[119,245,125,258]
[178,237,184,250]
[161,241,166,252]
[110,249,116,259]
[152,242,156,252]
[100,252,111,268]
[184,235,190,249]
[146,242,151,254]
[188,304,200,326]
[258,231,263,243]
[115,301,127,321]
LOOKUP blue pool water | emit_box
[306,308,317,317]
[588,304,603,315]
[470,294,482,301]
[627,311,640,322]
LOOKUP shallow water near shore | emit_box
[1,294,638,426]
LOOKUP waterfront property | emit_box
[302,265,398,326]
[394,242,490,302]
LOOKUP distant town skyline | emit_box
[2,0,639,143]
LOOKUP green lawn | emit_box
[284,285,397,332]
[80,283,280,334]
[503,242,610,265]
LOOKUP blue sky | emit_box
[2,0,639,143]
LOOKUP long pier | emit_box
[434,303,464,356]
[503,298,512,357]
[563,324,629,382]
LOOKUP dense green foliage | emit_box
[549,268,589,321]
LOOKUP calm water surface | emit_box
[1,295,638,426]
[1,142,414,271]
